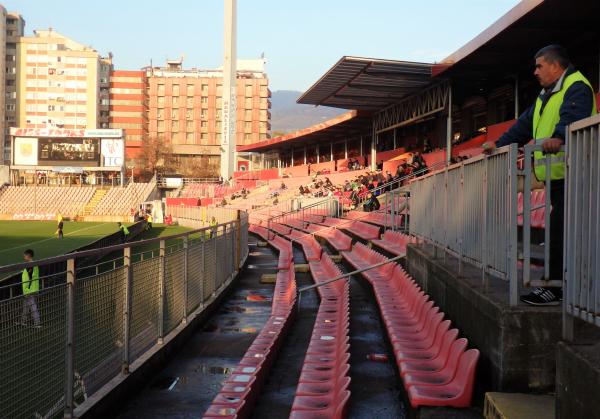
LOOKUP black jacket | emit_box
[496,66,594,147]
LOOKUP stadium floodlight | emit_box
[221,0,237,182]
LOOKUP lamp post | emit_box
[127,165,135,184]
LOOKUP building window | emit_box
[216,121,222,131]
[186,109,192,120]
[157,84,165,95]
[244,133,252,141]
[172,120,179,131]
[172,84,180,96]
[216,133,222,142]
[186,132,194,142]
[245,110,252,121]
[201,109,207,119]
[216,84,223,96]
[216,98,222,108]
[186,84,194,96]
[157,108,164,119]
[158,120,165,131]
[157,96,165,107]
[245,85,253,97]
[186,120,194,131]
[200,133,208,140]
[201,96,208,104]
[48,105,56,111]
[244,121,252,131]
[201,84,208,94]
[245,98,252,108]
[201,121,207,128]
[186,96,194,107]
[171,108,179,119]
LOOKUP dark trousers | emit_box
[549,181,564,282]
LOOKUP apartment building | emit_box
[2,8,25,163]
[15,29,104,131]
[109,70,147,160]
[146,58,271,173]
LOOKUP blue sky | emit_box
[6,0,520,91]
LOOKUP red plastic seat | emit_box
[407,349,480,408]
[401,338,468,385]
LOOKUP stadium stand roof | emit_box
[433,0,600,81]
[297,57,433,110]
[237,110,371,152]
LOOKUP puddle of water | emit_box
[220,327,258,333]
[195,365,233,375]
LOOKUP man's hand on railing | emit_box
[482,141,496,154]
[541,137,564,154]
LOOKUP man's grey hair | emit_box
[535,45,571,69]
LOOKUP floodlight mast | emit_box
[221,0,237,181]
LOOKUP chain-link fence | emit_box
[0,213,247,419]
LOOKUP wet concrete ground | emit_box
[251,246,318,418]
[115,236,408,419]
[115,236,278,418]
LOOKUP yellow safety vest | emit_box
[22,266,40,295]
[533,70,596,181]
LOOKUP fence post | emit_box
[508,144,519,306]
[201,233,206,305]
[64,258,76,419]
[235,210,242,271]
[232,221,237,273]
[122,247,132,373]
[213,227,218,296]
[158,240,165,344]
[182,235,189,323]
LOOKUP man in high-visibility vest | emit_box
[118,222,130,243]
[483,45,596,305]
[20,249,41,327]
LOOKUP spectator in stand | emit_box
[482,44,596,305]
[343,180,352,192]
[280,182,287,190]
[307,163,311,176]
[363,192,380,212]
[376,160,384,171]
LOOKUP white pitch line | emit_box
[0,222,114,255]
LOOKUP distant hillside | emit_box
[270,90,346,134]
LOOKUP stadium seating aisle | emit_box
[290,252,351,418]
[203,244,297,418]
[259,219,351,418]
[342,243,479,409]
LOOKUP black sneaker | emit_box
[520,287,562,306]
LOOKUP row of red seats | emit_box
[342,243,479,409]
[269,222,292,236]
[290,254,351,418]
[288,228,323,261]
[305,223,353,252]
[248,224,293,270]
[517,189,548,229]
[204,266,297,418]
[371,230,416,257]
[341,220,381,242]
[345,210,405,229]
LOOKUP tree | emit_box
[138,135,175,177]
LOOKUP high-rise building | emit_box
[2,9,25,163]
[109,70,148,161]
[145,58,271,174]
[98,54,113,129]
[16,29,106,131]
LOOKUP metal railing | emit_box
[563,113,600,338]
[409,144,520,305]
[266,197,341,239]
[0,212,248,419]
[521,144,563,288]
[356,159,447,207]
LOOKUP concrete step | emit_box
[484,392,555,419]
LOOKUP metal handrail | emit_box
[298,254,404,294]
[357,160,447,205]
